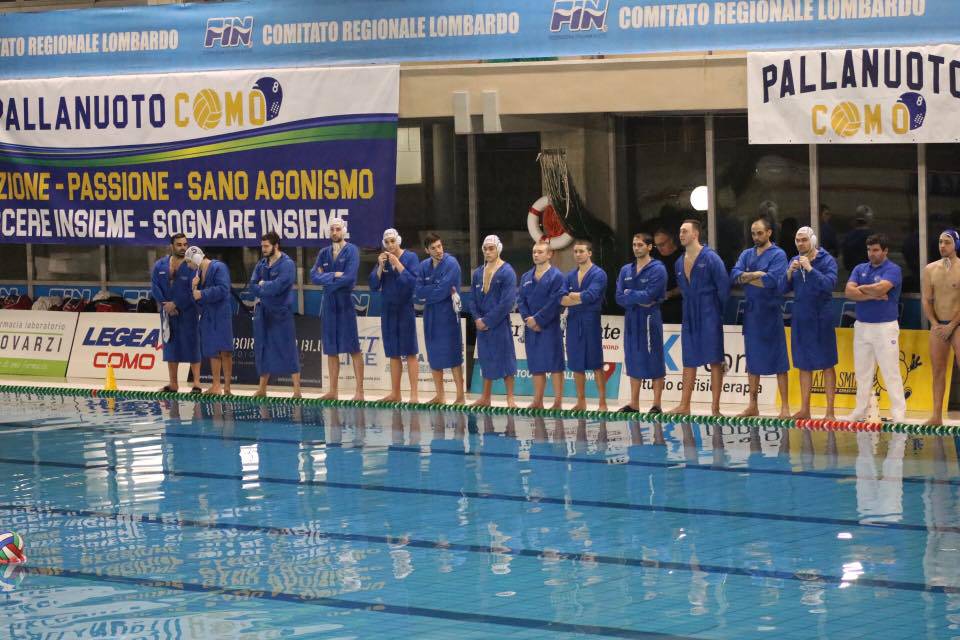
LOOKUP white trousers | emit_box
[852,320,906,421]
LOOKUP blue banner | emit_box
[0,0,955,78]
[0,66,398,246]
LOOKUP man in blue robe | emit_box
[185,247,235,396]
[561,239,608,411]
[249,232,302,398]
[414,232,465,405]
[616,233,667,413]
[370,228,420,403]
[730,216,790,418]
[782,226,838,420]
[311,217,363,401]
[517,241,565,410]
[668,219,729,417]
[469,235,518,407]
[150,233,201,393]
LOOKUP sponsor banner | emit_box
[0,1,953,77]
[0,66,398,247]
[0,309,77,377]
[621,324,779,407]
[198,314,323,388]
[67,312,168,381]
[472,313,624,400]
[748,44,960,144]
[787,327,953,413]
[322,317,466,392]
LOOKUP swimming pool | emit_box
[1,392,957,639]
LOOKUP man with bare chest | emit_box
[921,230,960,424]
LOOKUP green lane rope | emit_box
[0,384,955,437]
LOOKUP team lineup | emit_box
[149,215,960,425]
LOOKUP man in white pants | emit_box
[843,234,906,422]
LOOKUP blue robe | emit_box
[563,264,607,372]
[310,243,360,355]
[369,250,420,358]
[676,246,729,368]
[781,248,839,371]
[151,255,200,363]
[730,244,789,376]
[616,259,667,380]
[517,266,564,374]
[249,253,300,376]
[468,263,518,380]
[196,260,234,359]
[415,254,463,370]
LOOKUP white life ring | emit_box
[527,195,574,251]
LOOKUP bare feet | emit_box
[252,390,267,398]
[528,401,544,410]
[379,393,401,402]
[455,394,466,405]
[550,401,563,410]
[737,406,759,417]
[711,405,723,417]
[426,395,444,405]
[925,416,944,426]
[204,387,222,395]
[472,397,491,407]
[792,409,811,420]
[223,388,232,396]
[778,409,791,419]
[598,402,608,412]
[292,391,302,399]
[320,391,338,400]
[667,405,690,415]
[506,398,517,409]
[823,413,836,421]
[352,390,365,402]
[409,395,420,404]
[571,401,586,411]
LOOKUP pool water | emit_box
[0,392,958,639]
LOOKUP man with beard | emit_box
[311,217,363,401]
[249,232,302,398]
[730,216,790,418]
[151,233,201,393]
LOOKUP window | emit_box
[108,246,165,282]
[0,244,26,280]
[818,144,919,292]
[33,244,99,281]
[714,115,810,268]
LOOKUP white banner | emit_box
[0,65,399,147]
[748,45,960,144]
[322,317,466,392]
[619,324,778,407]
[67,312,175,382]
[0,309,78,377]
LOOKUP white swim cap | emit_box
[482,234,503,254]
[185,246,205,266]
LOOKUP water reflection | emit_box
[1,394,959,638]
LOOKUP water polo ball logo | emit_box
[830,101,861,137]
[191,76,284,130]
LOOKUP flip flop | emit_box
[159,385,177,393]
[190,387,203,394]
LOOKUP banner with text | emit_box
[620,323,779,407]
[0,1,954,78]
[787,327,951,413]
[67,313,169,382]
[0,310,77,377]
[748,44,960,144]
[322,317,466,392]
[0,65,398,246]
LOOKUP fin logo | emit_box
[205,17,254,48]
[550,0,609,32]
